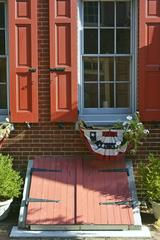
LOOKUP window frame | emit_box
[0,0,9,118]
[78,0,137,124]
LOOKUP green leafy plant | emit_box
[114,112,149,154]
[0,154,23,201]
[139,153,160,203]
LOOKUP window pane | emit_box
[84,83,98,108]
[0,3,5,28]
[116,2,130,27]
[0,58,6,82]
[100,29,114,54]
[100,58,114,81]
[117,29,130,53]
[100,2,114,27]
[116,57,130,81]
[84,58,98,82]
[116,83,130,107]
[84,2,98,27]
[0,30,5,55]
[100,83,114,108]
[0,84,7,109]
[84,29,98,54]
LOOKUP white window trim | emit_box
[0,0,9,120]
[78,0,138,125]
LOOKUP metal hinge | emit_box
[99,200,140,208]
[30,168,62,174]
[26,198,60,206]
[98,168,129,176]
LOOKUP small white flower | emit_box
[123,121,128,126]
[116,141,121,146]
[126,129,131,132]
[6,117,9,122]
[126,115,133,121]
[137,122,143,126]
[144,129,149,134]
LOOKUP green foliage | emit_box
[114,112,149,154]
[139,154,160,203]
[0,154,23,201]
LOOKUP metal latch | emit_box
[28,68,36,73]
[49,67,65,72]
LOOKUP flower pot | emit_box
[0,198,13,221]
[151,201,160,220]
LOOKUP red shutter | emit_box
[9,0,38,123]
[139,0,160,121]
[49,0,78,122]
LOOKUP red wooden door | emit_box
[49,0,77,122]
[76,159,134,225]
[27,158,77,225]
[9,0,38,123]
[26,157,134,228]
[139,0,160,121]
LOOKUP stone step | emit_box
[10,226,151,240]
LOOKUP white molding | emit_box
[10,226,151,238]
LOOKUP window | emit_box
[0,0,8,115]
[79,0,136,124]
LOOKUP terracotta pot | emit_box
[0,198,13,221]
[151,201,160,220]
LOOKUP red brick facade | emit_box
[1,0,160,198]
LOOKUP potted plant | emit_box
[0,154,23,221]
[139,153,160,219]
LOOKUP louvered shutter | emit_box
[8,0,38,123]
[139,0,160,121]
[49,0,78,122]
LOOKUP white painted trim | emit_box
[18,160,33,229]
[126,159,142,227]
[77,0,82,115]
[78,0,137,124]
[10,226,151,238]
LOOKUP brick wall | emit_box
[2,0,89,169]
[1,0,160,198]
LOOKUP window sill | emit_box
[79,114,131,126]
